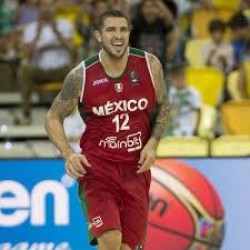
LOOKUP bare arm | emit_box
[137,53,170,173]
[45,66,90,179]
[148,53,170,148]
[44,67,82,159]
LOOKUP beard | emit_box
[101,40,128,59]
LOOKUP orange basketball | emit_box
[145,159,225,250]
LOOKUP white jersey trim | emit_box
[80,61,86,103]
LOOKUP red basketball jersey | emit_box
[79,47,157,163]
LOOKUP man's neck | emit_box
[100,49,128,78]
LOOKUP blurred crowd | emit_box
[0,0,250,139]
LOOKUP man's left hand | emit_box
[137,138,157,174]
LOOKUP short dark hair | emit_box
[94,9,131,31]
[166,61,189,76]
[209,19,226,33]
[228,12,249,30]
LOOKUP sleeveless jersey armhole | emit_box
[80,61,86,103]
[145,52,157,99]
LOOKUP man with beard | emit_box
[45,10,170,250]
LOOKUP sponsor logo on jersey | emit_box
[130,71,139,86]
[92,98,148,116]
[114,82,123,92]
[88,216,103,229]
[92,77,109,86]
[99,131,142,152]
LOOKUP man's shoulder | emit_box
[83,53,100,68]
[129,47,147,58]
[71,61,84,73]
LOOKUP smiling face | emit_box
[95,17,130,59]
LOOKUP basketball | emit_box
[146,159,225,250]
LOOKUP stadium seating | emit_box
[212,0,240,10]
[244,9,250,19]
[157,137,209,157]
[36,81,62,93]
[221,100,250,135]
[0,124,47,138]
[191,8,234,39]
[0,141,56,158]
[185,66,225,107]
[197,105,217,139]
[227,70,242,101]
[227,62,250,100]
[211,135,250,156]
[35,81,62,104]
[185,39,208,66]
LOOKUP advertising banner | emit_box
[0,159,94,250]
[0,158,250,250]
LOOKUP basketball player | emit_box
[45,10,170,250]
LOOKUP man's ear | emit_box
[94,30,102,43]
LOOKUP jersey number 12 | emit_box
[112,113,130,132]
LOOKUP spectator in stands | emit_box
[228,12,250,99]
[130,0,178,67]
[15,0,39,27]
[0,0,22,91]
[108,0,131,17]
[0,27,22,90]
[228,12,250,67]
[76,0,110,58]
[238,60,250,99]
[173,0,213,37]
[240,0,250,10]
[202,19,234,74]
[174,0,213,16]
[164,63,202,137]
[18,0,74,125]
[238,37,250,98]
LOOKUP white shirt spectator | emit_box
[169,86,202,136]
[63,109,85,154]
[22,19,73,70]
[201,40,234,73]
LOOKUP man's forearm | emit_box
[45,112,74,159]
[147,52,170,150]
[45,64,82,158]
[150,92,170,149]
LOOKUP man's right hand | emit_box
[65,154,91,179]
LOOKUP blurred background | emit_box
[0,0,250,249]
